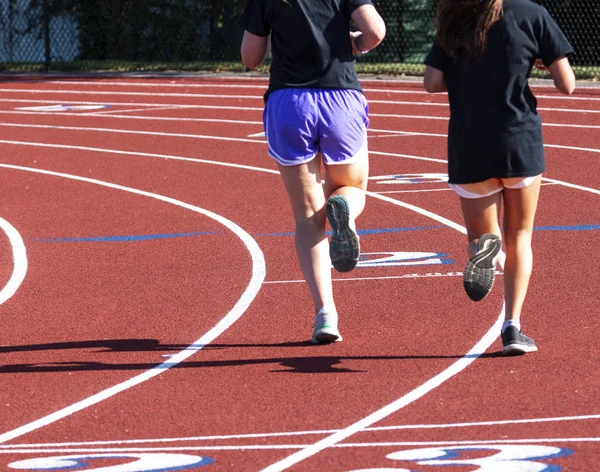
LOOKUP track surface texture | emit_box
[0,74,599,472]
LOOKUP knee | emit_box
[504,230,533,254]
[294,207,326,230]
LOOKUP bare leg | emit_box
[459,192,503,300]
[277,158,334,314]
[460,192,502,256]
[323,155,369,272]
[501,176,542,324]
[324,155,369,221]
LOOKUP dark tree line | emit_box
[1,0,599,66]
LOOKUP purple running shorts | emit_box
[263,88,369,166]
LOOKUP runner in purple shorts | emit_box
[238,0,385,344]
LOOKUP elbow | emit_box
[423,79,445,94]
[423,82,436,94]
[373,22,386,47]
[242,58,259,70]
[555,79,576,96]
[241,52,264,70]
[361,21,386,51]
[563,82,576,95]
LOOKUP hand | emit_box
[350,31,368,55]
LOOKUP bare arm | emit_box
[350,4,386,54]
[548,56,576,95]
[423,65,447,93]
[240,31,270,70]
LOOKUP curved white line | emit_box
[1,140,594,468]
[0,164,266,445]
[258,192,506,472]
[1,413,597,448]
[541,177,600,195]
[0,140,278,175]
[0,123,267,145]
[1,437,599,454]
[0,217,27,305]
[4,123,600,156]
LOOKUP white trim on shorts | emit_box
[324,138,369,166]
[449,175,541,199]
[269,137,368,167]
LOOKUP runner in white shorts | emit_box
[424,0,575,355]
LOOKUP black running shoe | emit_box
[501,326,538,356]
[326,195,360,273]
[463,233,502,301]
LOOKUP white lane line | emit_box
[546,143,600,154]
[4,86,600,105]
[0,139,597,197]
[260,320,507,470]
[258,190,506,472]
[263,271,484,284]
[375,182,558,195]
[0,110,264,125]
[1,95,597,114]
[91,106,187,115]
[4,108,600,130]
[40,78,600,95]
[0,98,264,111]
[541,177,600,195]
[1,140,595,467]
[370,113,600,130]
[4,123,600,158]
[0,164,266,445]
[0,140,278,175]
[0,122,267,144]
[1,437,599,454]
[0,88,264,100]
[370,151,600,194]
[0,217,27,305]
[1,413,597,448]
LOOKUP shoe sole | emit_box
[463,233,502,301]
[326,195,360,273]
[502,343,538,356]
[311,329,342,344]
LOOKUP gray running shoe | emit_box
[311,310,342,344]
[463,233,502,301]
[326,195,360,273]
[501,326,538,356]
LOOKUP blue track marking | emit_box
[32,224,599,244]
[535,224,600,231]
[35,231,216,243]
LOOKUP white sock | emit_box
[316,306,336,317]
[502,320,520,333]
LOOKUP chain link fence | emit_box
[1,0,598,79]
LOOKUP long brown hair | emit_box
[434,0,504,59]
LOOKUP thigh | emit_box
[277,158,326,221]
[502,175,542,238]
[324,154,369,196]
[460,192,503,241]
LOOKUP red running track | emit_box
[0,74,599,472]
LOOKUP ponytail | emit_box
[435,0,503,59]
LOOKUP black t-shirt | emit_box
[424,0,574,184]
[238,0,372,101]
